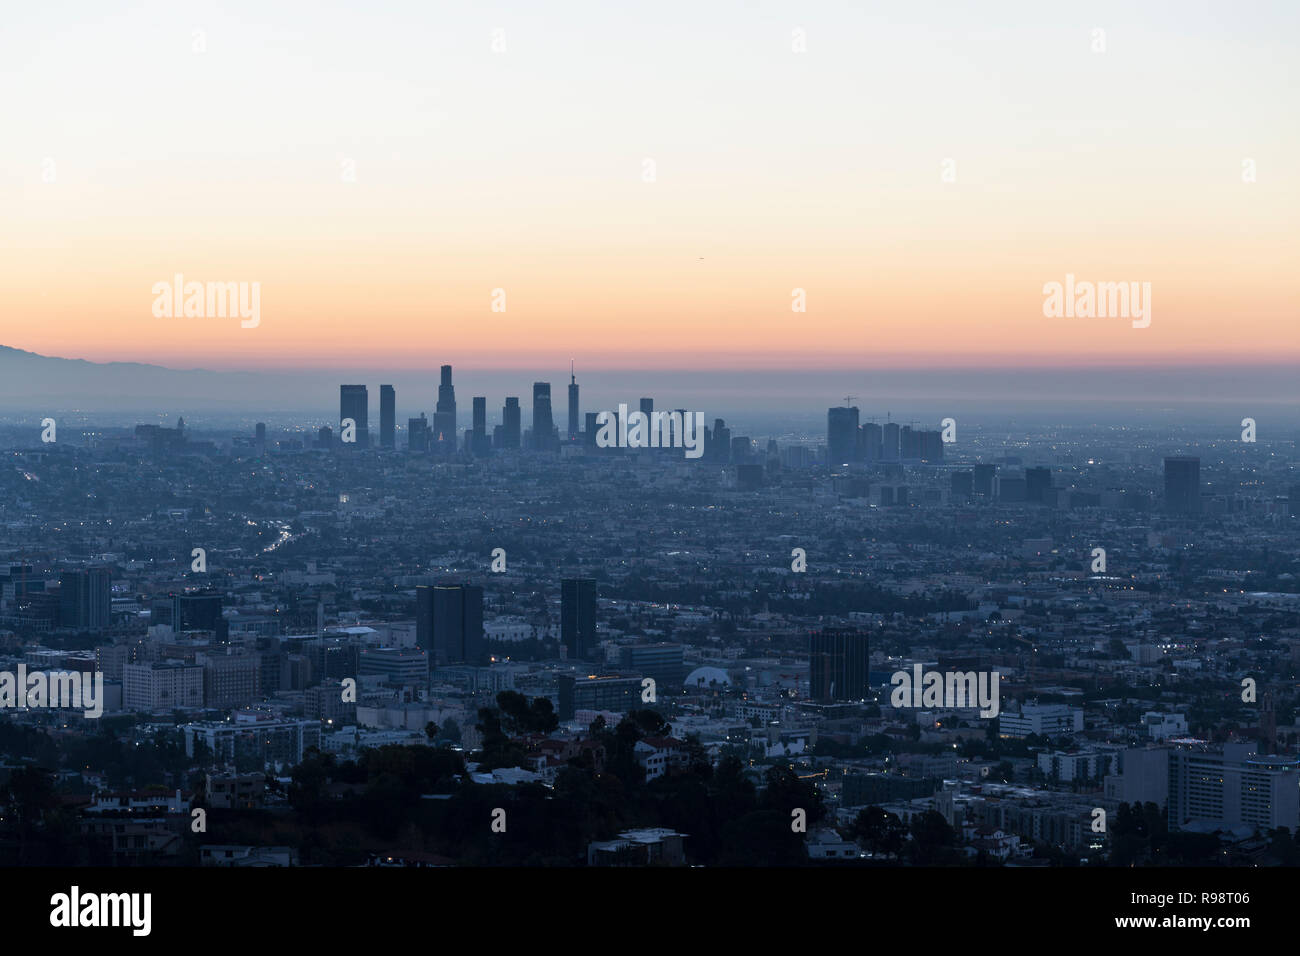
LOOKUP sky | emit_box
[1,0,1297,373]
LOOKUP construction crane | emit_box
[841,395,857,407]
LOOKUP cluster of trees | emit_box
[848,807,961,865]
[277,691,833,865]
[1107,802,1220,865]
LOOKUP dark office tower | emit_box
[254,422,266,445]
[809,628,870,703]
[861,422,883,462]
[709,419,731,463]
[532,383,554,451]
[339,385,369,448]
[639,397,665,451]
[1164,456,1201,514]
[731,436,753,464]
[584,412,599,449]
[471,396,491,456]
[899,425,916,459]
[620,643,686,692]
[406,413,429,452]
[59,568,112,632]
[827,406,860,465]
[501,397,521,449]
[567,361,580,441]
[561,578,598,661]
[919,430,944,463]
[1289,485,1300,518]
[882,422,900,460]
[1025,466,1052,504]
[951,471,974,500]
[380,385,396,448]
[174,589,227,642]
[316,426,333,449]
[416,584,484,666]
[973,463,997,496]
[433,365,457,452]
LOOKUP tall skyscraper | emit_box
[416,584,484,666]
[408,413,429,452]
[561,578,597,660]
[973,463,997,497]
[339,385,370,447]
[254,422,266,446]
[1164,456,1201,514]
[59,568,112,632]
[567,361,580,442]
[1289,484,1300,518]
[638,397,655,449]
[471,396,490,455]
[861,422,883,462]
[380,384,396,448]
[707,418,731,463]
[809,628,870,702]
[434,365,457,452]
[827,405,860,465]
[882,421,900,461]
[532,382,554,451]
[500,397,521,449]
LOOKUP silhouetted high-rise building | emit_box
[408,413,429,452]
[500,397,521,449]
[561,578,597,660]
[1025,466,1052,504]
[254,422,266,446]
[827,406,860,465]
[899,425,917,459]
[434,365,457,452]
[339,385,369,447]
[532,383,554,451]
[619,643,686,692]
[809,628,870,702]
[567,362,580,442]
[380,384,396,448]
[1290,484,1300,518]
[882,422,900,461]
[707,419,731,463]
[973,463,997,496]
[1164,456,1201,514]
[416,584,484,666]
[59,568,112,632]
[919,430,944,462]
[317,425,333,449]
[173,589,227,642]
[861,422,883,462]
[471,396,490,455]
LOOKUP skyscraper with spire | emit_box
[567,360,579,442]
[434,365,457,452]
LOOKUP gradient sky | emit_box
[2,0,1297,371]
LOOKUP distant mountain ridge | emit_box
[0,345,268,411]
